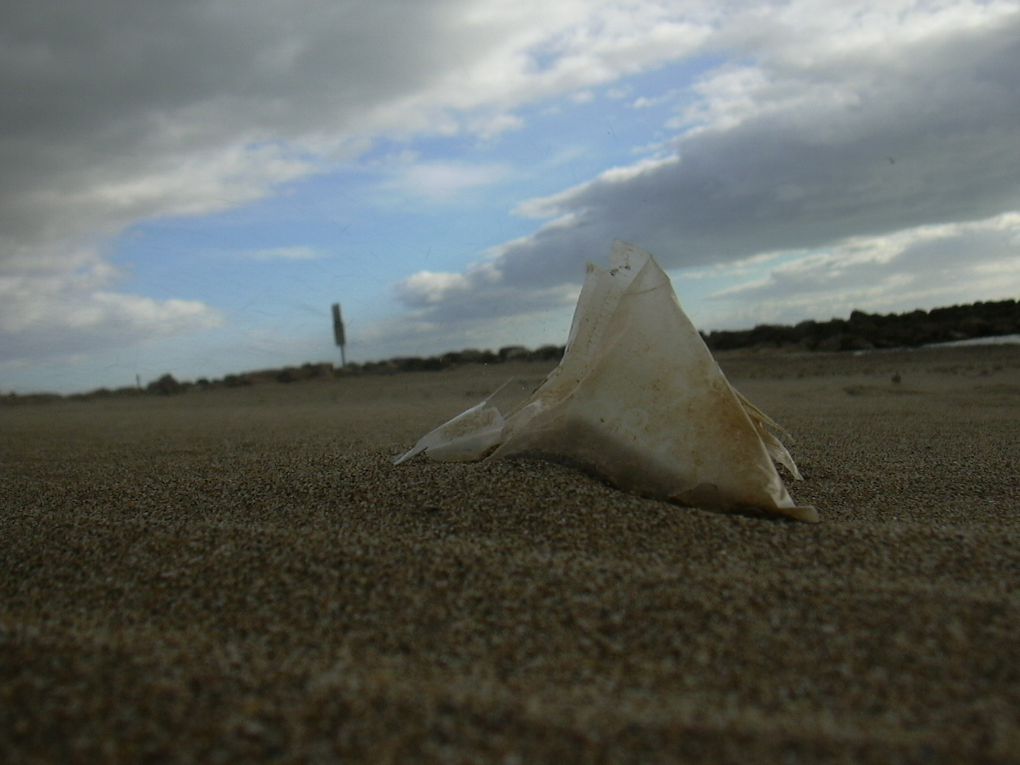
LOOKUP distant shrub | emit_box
[532,344,565,361]
[147,373,183,396]
[223,374,251,388]
[498,345,529,361]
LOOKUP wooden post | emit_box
[331,303,346,368]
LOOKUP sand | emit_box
[2,345,1018,763]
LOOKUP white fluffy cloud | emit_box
[396,271,473,307]
[0,248,221,363]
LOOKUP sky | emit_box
[2,0,1019,394]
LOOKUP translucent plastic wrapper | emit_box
[395,243,818,523]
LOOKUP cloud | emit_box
[393,3,1020,326]
[705,214,1020,320]
[395,271,473,307]
[631,90,679,109]
[470,113,525,140]
[382,160,512,202]
[6,1,1020,373]
[2,1,715,367]
[1,0,712,248]
[512,155,679,219]
[0,248,221,364]
[0,0,718,371]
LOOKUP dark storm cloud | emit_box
[1,0,709,364]
[397,10,1020,322]
[0,0,488,243]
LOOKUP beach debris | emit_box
[395,242,818,522]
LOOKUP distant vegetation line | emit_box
[5,298,1017,402]
[702,298,1019,352]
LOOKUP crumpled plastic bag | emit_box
[395,242,818,523]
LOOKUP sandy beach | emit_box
[2,345,1018,763]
